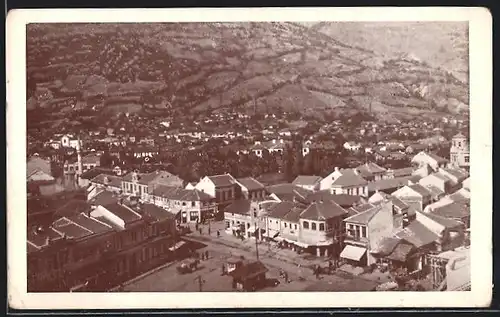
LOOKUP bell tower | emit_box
[450,132,469,170]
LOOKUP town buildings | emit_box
[27,200,177,292]
[449,133,470,171]
[121,170,184,201]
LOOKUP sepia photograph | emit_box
[7,7,492,309]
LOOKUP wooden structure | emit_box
[427,252,449,290]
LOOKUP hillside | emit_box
[26,22,469,122]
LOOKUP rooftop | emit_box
[344,203,384,225]
[367,177,413,192]
[431,201,470,219]
[67,212,113,235]
[237,177,266,191]
[90,174,123,188]
[103,203,142,224]
[225,199,252,216]
[300,200,347,221]
[208,174,237,187]
[292,175,322,186]
[331,169,368,187]
[395,220,439,248]
[305,191,365,207]
[408,184,432,197]
[141,203,175,222]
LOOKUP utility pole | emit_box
[255,219,260,260]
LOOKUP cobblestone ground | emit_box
[122,221,381,292]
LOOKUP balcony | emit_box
[344,234,368,245]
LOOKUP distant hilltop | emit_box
[27,22,469,122]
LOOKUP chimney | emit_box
[45,236,50,246]
[335,167,339,172]
[280,139,284,144]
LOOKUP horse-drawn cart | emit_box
[176,259,200,274]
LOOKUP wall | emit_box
[367,203,395,265]
[299,219,330,245]
[195,177,216,197]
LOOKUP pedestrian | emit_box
[200,252,205,261]
[315,265,320,279]
[217,230,220,238]
[195,222,199,231]
[221,264,226,276]
[199,228,202,235]
[284,271,289,283]
[328,260,333,274]
[205,250,209,259]
[208,227,211,235]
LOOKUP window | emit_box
[311,222,317,230]
[303,221,309,229]
[269,219,272,223]
[319,223,325,231]
[361,226,367,238]
[284,223,287,228]
[253,212,257,217]
[247,223,250,229]
[465,156,469,163]
[294,224,297,230]
[182,202,186,206]
[191,201,196,207]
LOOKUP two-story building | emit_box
[235,177,267,200]
[355,162,387,182]
[121,170,184,201]
[89,174,123,194]
[194,174,239,215]
[149,185,217,223]
[27,201,177,292]
[224,199,272,239]
[299,200,348,258]
[411,151,449,172]
[341,201,396,267]
[392,184,432,213]
[292,175,322,191]
[330,169,369,197]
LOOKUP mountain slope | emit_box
[26,22,469,122]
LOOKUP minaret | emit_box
[76,135,83,186]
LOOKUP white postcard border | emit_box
[7,7,493,309]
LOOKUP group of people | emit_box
[194,250,210,261]
[194,222,221,238]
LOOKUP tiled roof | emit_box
[386,243,415,262]
[425,185,445,198]
[282,206,304,223]
[432,172,452,183]
[151,185,213,201]
[395,221,439,248]
[122,170,182,186]
[344,204,382,225]
[431,201,470,219]
[142,203,175,221]
[68,212,113,235]
[90,190,118,206]
[425,152,449,163]
[357,162,386,175]
[237,177,266,191]
[299,200,347,221]
[52,217,94,239]
[387,196,409,211]
[331,169,368,187]
[367,177,412,192]
[305,191,365,207]
[447,189,470,203]
[91,174,122,188]
[391,167,415,177]
[229,261,268,280]
[422,212,463,229]
[225,199,252,216]
[266,183,312,201]
[81,168,115,180]
[103,203,142,224]
[292,175,322,186]
[409,184,432,197]
[27,227,64,248]
[371,236,402,256]
[442,168,468,180]
[208,174,237,187]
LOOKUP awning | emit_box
[340,245,367,261]
[169,241,186,251]
[274,236,285,242]
[267,229,279,238]
[283,238,309,248]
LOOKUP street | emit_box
[121,221,381,292]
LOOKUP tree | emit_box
[100,151,115,168]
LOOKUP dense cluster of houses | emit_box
[26,131,471,291]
